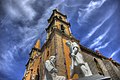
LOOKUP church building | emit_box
[22,9,120,80]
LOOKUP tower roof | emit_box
[34,39,40,49]
[47,9,67,23]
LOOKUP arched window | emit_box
[94,58,104,75]
[35,68,39,80]
[40,57,42,62]
[61,24,65,33]
[51,27,53,32]
[47,51,49,57]
[59,16,62,20]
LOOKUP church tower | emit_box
[45,9,81,79]
[46,9,72,39]
[23,39,41,80]
[23,9,120,80]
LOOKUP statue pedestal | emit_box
[78,74,111,80]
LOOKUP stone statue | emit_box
[44,56,66,80]
[31,74,35,80]
[66,40,92,78]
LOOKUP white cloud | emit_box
[89,26,111,48]
[94,40,111,50]
[80,1,118,43]
[94,36,116,50]
[0,46,18,72]
[5,0,36,20]
[77,0,106,25]
[110,49,120,58]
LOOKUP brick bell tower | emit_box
[45,9,80,79]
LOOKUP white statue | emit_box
[66,40,92,78]
[31,74,35,80]
[44,56,66,80]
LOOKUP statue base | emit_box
[78,74,111,80]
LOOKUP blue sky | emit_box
[0,0,120,80]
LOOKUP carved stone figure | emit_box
[66,40,92,78]
[31,74,35,80]
[44,56,66,80]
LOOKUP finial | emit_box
[55,7,59,11]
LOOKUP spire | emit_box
[54,8,59,12]
[34,39,40,49]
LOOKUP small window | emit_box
[94,58,104,75]
[40,57,42,62]
[61,25,65,33]
[51,27,53,32]
[59,16,62,19]
[31,69,33,74]
[31,69,33,71]
[47,51,49,57]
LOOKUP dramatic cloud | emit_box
[89,26,112,48]
[80,0,118,43]
[110,49,120,58]
[77,0,106,25]
[94,38,114,50]
[4,0,36,21]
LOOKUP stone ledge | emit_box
[78,74,111,80]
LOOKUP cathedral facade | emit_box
[22,9,120,80]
